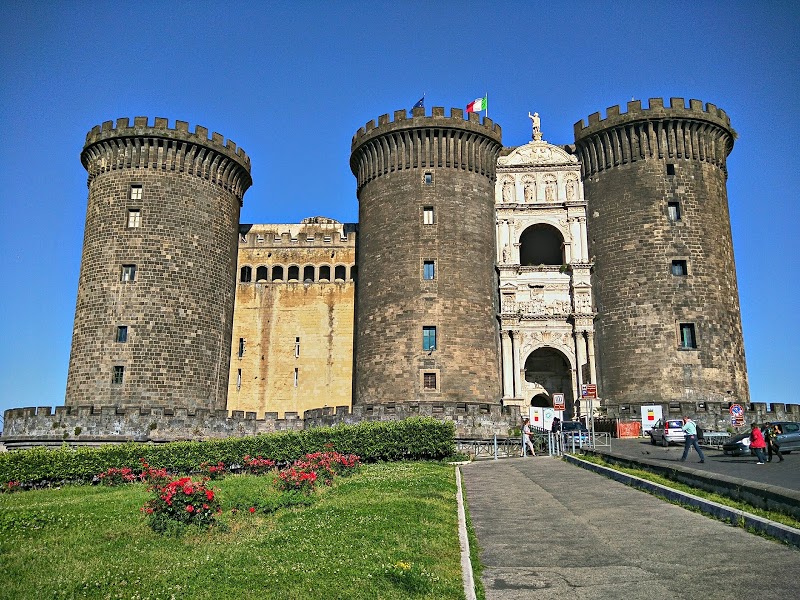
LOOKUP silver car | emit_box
[648,418,686,447]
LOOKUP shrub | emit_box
[242,455,276,476]
[142,476,221,533]
[95,467,136,486]
[2,481,20,494]
[0,417,454,487]
[138,459,171,487]
[199,461,226,480]
[275,461,318,494]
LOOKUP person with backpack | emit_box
[679,416,705,463]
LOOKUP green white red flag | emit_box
[466,95,487,113]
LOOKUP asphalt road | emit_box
[605,437,800,491]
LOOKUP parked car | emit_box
[648,418,686,447]
[723,421,800,456]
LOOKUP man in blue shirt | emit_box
[679,416,705,463]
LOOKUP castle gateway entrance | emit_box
[524,347,575,422]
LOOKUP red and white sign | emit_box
[581,384,597,399]
[553,393,565,411]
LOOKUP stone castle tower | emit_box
[573,98,749,412]
[350,107,503,404]
[66,118,252,410]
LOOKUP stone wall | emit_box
[1,401,523,449]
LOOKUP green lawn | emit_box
[0,462,466,600]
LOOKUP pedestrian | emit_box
[679,416,705,463]
[551,416,561,434]
[521,418,536,457]
[749,423,767,465]
[767,424,784,463]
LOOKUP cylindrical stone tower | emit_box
[66,117,252,410]
[573,98,749,411]
[350,107,503,405]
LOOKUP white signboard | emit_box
[640,405,662,432]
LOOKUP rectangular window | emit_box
[423,206,434,225]
[116,325,128,343]
[423,260,435,280]
[295,336,300,358]
[238,338,245,358]
[112,365,124,385]
[423,326,437,351]
[323,235,332,243]
[423,372,437,390]
[666,163,676,176]
[127,208,141,228]
[121,264,136,282]
[237,368,242,390]
[667,202,681,222]
[129,185,142,201]
[424,172,433,185]
[294,367,299,387]
[679,323,697,349]
[671,260,688,276]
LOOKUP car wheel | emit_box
[650,435,656,446]
[661,436,669,447]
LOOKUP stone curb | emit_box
[455,466,477,600]
[564,454,800,548]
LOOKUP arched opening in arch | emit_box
[271,265,284,281]
[350,265,357,282]
[531,393,550,408]
[303,265,315,282]
[240,266,252,283]
[335,265,346,281]
[519,224,564,266]
[256,266,268,282]
[524,347,574,418]
[287,265,300,281]
[319,265,331,281]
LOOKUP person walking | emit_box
[767,424,784,463]
[521,418,536,457]
[679,416,705,463]
[749,423,768,465]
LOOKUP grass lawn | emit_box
[0,462,466,600]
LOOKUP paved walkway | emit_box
[461,457,799,600]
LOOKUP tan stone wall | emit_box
[227,222,356,417]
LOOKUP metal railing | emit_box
[456,430,612,460]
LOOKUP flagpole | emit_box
[486,92,488,118]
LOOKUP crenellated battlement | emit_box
[350,106,503,192]
[573,98,736,178]
[81,117,252,198]
[351,106,501,148]
[574,97,732,137]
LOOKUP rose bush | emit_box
[142,476,221,533]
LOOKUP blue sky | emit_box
[1,1,798,423]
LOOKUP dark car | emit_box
[561,421,590,443]
[722,421,800,456]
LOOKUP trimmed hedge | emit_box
[0,417,455,486]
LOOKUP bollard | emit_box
[494,434,498,460]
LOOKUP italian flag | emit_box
[466,95,487,113]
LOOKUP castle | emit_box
[5,98,781,449]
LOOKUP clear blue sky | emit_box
[1,1,798,423]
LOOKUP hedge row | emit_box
[0,417,456,486]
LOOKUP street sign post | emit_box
[553,393,565,411]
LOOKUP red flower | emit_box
[249,506,256,514]
[186,505,195,513]
[205,490,215,501]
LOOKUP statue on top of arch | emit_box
[528,111,543,141]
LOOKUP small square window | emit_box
[121,264,136,282]
[295,336,300,358]
[666,163,675,176]
[116,326,128,343]
[424,172,433,185]
[130,185,142,201]
[112,365,124,385]
[679,323,697,349]
[423,326,437,351]
[671,260,688,276]
[423,260,435,280]
[127,208,141,228]
[423,206,435,225]
[423,372,437,390]
[668,202,681,222]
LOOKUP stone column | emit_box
[586,330,598,385]
[511,330,522,399]
[570,218,581,263]
[579,217,589,261]
[501,330,514,399]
